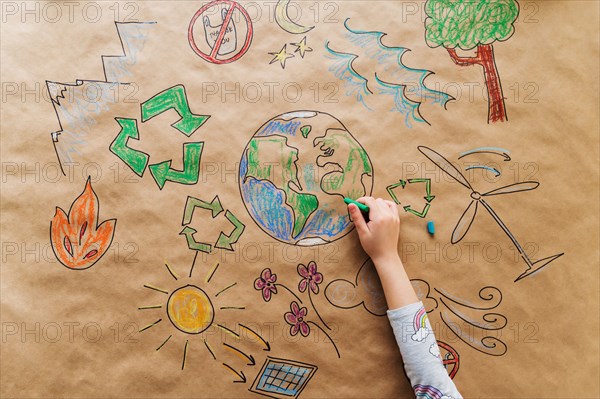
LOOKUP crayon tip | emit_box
[344,197,370,213]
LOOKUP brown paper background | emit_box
[1,1,598,398]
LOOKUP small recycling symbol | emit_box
[386,178,435,218]
[180,195,246,253]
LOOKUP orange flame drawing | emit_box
[50,178,116,270]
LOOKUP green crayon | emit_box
[343,197,370,213]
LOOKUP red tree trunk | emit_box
[478,45,507,123]
[446,44,508,123]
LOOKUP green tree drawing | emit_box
[425,0,519,123]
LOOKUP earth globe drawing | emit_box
[239,111,373,246]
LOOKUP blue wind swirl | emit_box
[374,74,427,128]
[324,18,453,127]
[343,18,452,108]
[324,41,373,111]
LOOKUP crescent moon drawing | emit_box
[275,0,315,34]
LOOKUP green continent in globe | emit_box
[240,111,373,246]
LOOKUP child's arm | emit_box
[348,198,462,398]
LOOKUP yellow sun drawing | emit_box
[167,285,214,334]
[138,253,245,369]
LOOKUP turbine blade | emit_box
[418,146,472,190]
[483,181,539,196]
[451,200,478,244]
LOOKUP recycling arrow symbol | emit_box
[149,142,204,189]
[141,85,209,136]
[386,178,435,218]
[180,226,213,253]
[109,85,209,190]
[215,211,245,251]
[182,196,224,224]
[403,203,431,218]
[110,118,149,177]
[180,195,246,253]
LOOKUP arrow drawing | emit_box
[408,178,436,202]
[222,363,246,383]
[222,343,256,366]
[386,179,406,204]
[149,142,204,189]
[239,324,271,351]
[141,85,210,137]
[458,147,511,162]
[110,118,149,176]
[182,195,224,225]
[215,211,245,251]
[465,165,501,177]
[217,324,240,339]
[403,203,431,218]
[179,226,212,253]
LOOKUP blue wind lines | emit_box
[344,19,452,108]
[374,74,427,128]
[465,165,501,177]
[324,42,373,111]
[324,18,453,127]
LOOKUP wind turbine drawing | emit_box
[418,146,564,282]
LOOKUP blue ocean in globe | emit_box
[239,111,373,246]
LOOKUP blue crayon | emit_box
[427,221,435,235]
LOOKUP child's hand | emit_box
[348,197,400,264]
[349,197,418,310]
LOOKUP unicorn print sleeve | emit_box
[387,301,462,398]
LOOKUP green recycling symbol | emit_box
[110,85,210,189]
[179,195,246,253]
[386,178,435,218]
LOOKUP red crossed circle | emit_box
[188,0,253,65]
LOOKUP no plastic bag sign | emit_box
[188,0,253,64]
